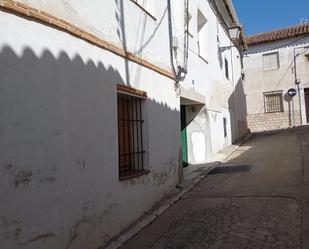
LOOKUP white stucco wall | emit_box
[0,0,248,248]
[179,0,246,163]
[244,36,309,118]
[16,0,172,72]
[0,4,181,249]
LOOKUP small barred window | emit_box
[263,90,283,113]
[117,92,146,179]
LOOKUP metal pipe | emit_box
[167,0,177,78]
[183,0,189,72]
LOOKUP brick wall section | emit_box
[247,111,301,132]
[0,0,175,80]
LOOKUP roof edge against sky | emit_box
[246,23,309,46]
[217,0,247,50]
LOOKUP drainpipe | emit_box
[167,0,177,79]
[167,0,188,92]
[183,0,189,73]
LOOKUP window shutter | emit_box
[118,95,132,173]
[263,54,271,70]
[263,52,279,70]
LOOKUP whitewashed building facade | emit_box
[244,24,309,132]
[179,0,247,165]
[0,1,246,249]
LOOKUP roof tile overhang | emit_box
[246,23,309,46]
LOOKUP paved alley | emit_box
[119,128,309,249]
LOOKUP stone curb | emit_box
[102,133,252,249]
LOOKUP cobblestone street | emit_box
[119,128,309,249]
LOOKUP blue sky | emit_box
[233,0,309,35]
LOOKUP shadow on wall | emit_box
[0,45,123,249]
[0,46,180,249]
[184,104,205,126]
[115,0,130,84]
[228,77,248,143]
[114,0,174,88]
[217,44,224,69]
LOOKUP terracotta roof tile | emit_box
[246,23,309,46]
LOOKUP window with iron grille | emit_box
[263,90,283,113]
[117,92,146,179]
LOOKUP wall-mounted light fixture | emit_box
[219,26,242,52]
[228,26,241,40]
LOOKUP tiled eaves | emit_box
[246,23,309,46]
[0,0,176,80]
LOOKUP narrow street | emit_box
[3,1,309,249]
[119,128,309,249]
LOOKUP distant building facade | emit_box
[243,24,309,132]
[179,0,247,165]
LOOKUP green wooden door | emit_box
[181,105,188,167]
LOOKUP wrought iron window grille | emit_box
[117,92,147,179]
